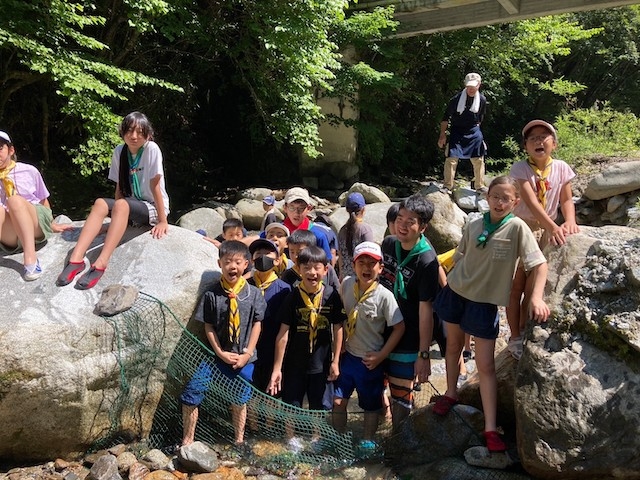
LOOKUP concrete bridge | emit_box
[352,0,640,37]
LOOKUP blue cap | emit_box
[263,195,275,206]
[346,192,366,212]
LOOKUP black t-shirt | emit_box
[280,265,341,291]
[278,285,346,375]
[379,235,440,352]
[442,91,487,131]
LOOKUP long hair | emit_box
[344,210,361,257]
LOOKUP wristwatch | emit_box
[418,350,430,359]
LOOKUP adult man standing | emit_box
[438,72,487,193]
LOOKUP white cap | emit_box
[0,131,12,144]
[264,222,290,237]
[464,73,481,87]
[353,241,383,261]
[284,187,311,205]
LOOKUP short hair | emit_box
[488,176,521,198]
[386,203,400,225]
[219,240,250,259]
[119,111,154,140]
[222,218,244,232]
[399,194,434,226]
[297,245,328,266]
[287,229,317,247]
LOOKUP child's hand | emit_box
[561,221,580,236]
[233,352,250,370]
[219,351,239,366]
[267,370,282,396]
[362,351,384,370]
[414,357,431,383]
[548,224,567,246]
[51,223,75,234]
[529,298,550,323]
[328,360,340,381]
[151,221,169,239]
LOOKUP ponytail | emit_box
[117,145,131,198]
[345,211,358,257]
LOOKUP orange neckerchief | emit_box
[345,281,378,341]
[528,157,553,209]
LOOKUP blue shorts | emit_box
[334,352,384,411]
[180,359,254,406]
[434,285,499,339]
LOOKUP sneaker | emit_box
[23,259,42,281]
[56,260,86,286]
[432,395,458,416]
[75,265,106,290]
[508,337,523,360]
[355,440,381,459]
[476,186,489,195]
[484,430,507,452]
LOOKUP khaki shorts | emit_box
[0,204,53,254]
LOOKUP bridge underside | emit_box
[352,0,640,37]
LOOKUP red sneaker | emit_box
[75,265,106,290]
[432,395,458,416]
[56,261,86,286]
[484,430,507,452]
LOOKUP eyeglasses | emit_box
[526,134,553,143]
[488,194,515,204]
[286,205,308,214]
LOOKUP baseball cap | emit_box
[284,187,311,205]
[262,195,275,206]
[0,131,12,144]
[264,222,290,237]
[353,241,382,262]
[464,73,481,87]
[522,119,557,141]
[346,192,366,213]
[249,238,279,255]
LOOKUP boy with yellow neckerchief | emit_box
[333,242,404,453]
[507,120,579,359]
[180,240,266,447]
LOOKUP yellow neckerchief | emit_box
[345,280,378,341]
[0,160,17,197]
[221,276,247,347]
[528,156,553,209]
[253,270,278,295]
[276,253,289,276]
[298,283,324,353]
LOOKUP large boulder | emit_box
[422,190,467,253]
[338,182,391,205]
[583,160,640,200]
[176,207,226,238]
[0,222,220,462]
[516,225,640,479]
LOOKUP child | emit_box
[268,246,345,420]
[333,241,404,449]
[180,240,266,446]
[280,229,340,290]
[282,187,332,262]
[264,222,293,275]
[205,217,245,248]
[337,192,374,281]
[433,176,550,452]
[0,131,63,280]
[248,238,292,393]
[506,120,579,359]
[379,194,444,431]
[56,112,169,290]
[259,195,278,232]
[384,203,400,237]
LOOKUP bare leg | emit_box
[443,321,465,399]
[181,404,198,446]
[507,267,526,340]
[230,404,247,444]
[332,397,348,433]
[92,199,130,269]
[363,411,379,441]
[5,196,40,266]
[390,401,409,433]
[69,198,112,264]
[475,336,498,432]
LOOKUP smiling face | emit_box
[123,122,150,155]
[299,261,328,292]
[394,208,426,247]
[354,255,383,289]
[218,252,249,286]
[487,183,519,223]
[524,125,557,165]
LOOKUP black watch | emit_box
[418,350,430,359]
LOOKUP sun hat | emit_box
[249,238,279,255]
[464,73,481,87]
[284,187,311,205]
[522,119,557,141]
[353,241,382,262]
[346,192,366,213]
[0,131,12,144]
[264,222,290,237]
[262,195,275,206]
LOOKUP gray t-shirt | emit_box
[195,281,266,362]
[339,276,403,358]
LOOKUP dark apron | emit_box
[447,124,486,159]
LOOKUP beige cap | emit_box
[522,119,557,141]
[284,186,311,205]
[464,73,481,87]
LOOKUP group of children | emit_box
[1,113,578,455]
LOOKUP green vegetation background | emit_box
[1,1,639,218]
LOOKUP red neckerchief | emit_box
[283,216,310,233]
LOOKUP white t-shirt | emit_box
[339,276,404,358]
[108,141,170,214]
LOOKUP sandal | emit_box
[484,430,507,452]
[56,261,86,286]
[75,265,106,290]
[432,394,458,416]
[507,337,523,360]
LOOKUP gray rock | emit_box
[236,187,272,202]
[127,463,150,480]
[177,441,219,473]
[452,187,478,211]
[176,207,226,238]
[235,198,267,230]
[141,449,170,471]
[398,455,530,480]
[423,191,467,253]
[584,161,640,200]
[339,182,391,205]
[115,451,137,473]
[606,194,626,213]
[87,455,122,480]
[95,284,139,316]
[464,446,514,469]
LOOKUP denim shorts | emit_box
[180,359,254,406]
[434,285,499,339]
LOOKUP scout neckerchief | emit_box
[283,216,310,234]
[253,270,278,295]
[127,146,144,200]
[345,280,378,341]
[528,156,553,209]
[221,276,246,347]
[394,234,431,300]
[477,212,514,248]
[276,253,289,276]
[298,283,324,353]
[0,160,17,197]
